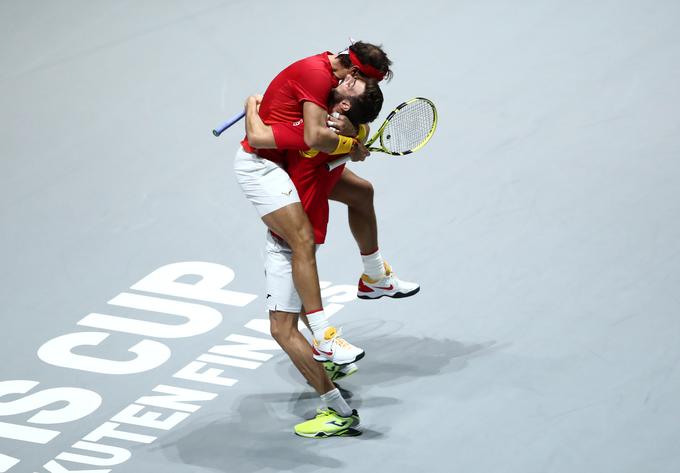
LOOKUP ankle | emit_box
[361,248,385,279]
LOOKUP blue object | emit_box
[212,110,246,137]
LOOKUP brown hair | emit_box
[338,41,393,82]
[345,78,384,125]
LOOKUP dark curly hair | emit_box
[338,41,393,82]
[345,78,384,125]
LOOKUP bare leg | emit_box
[269,310,334,395]
[329,168,378,254]
[262,203,322,312]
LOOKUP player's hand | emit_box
[327,113,357,136]
[245,95,264,112]
[349,141,370,162]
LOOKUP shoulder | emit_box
[287,52,333,81]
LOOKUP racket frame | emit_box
[326,97,438,170]
[366,97,438,155]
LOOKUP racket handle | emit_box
[212,110,246,137]
[326,156,350,171]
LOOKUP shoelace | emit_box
[363,269,394,285]
[316,408,354,420]
[327,327,354,348]
[334,337,352,348]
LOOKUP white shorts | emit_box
[264,231,319,313]
[233,147,300,217]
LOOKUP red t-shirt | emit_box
[241,52,339,162]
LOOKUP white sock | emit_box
[306,309,332,342]
[321,388,352,417]
[361,248,385,280]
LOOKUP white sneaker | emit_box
[357,262,420,300]
[312,327,365,366]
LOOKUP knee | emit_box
[269,324,284,343]
[287,223,316,252]
[269,314,291,342]
[350,179,374,208]
[361,180,374,201]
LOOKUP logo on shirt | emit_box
[292,119,303,127]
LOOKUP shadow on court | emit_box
[278,318,500,388]
[154,319,499,472]
[156,391,387,473]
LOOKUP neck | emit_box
[328,54,349,80]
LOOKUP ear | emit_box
[339,99,351,112]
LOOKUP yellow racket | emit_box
[327,97,438,170]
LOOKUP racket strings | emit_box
[382,100,436,153]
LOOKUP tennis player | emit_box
[243,66,421,435]
[234,41,393,368]
[243,85,380,437]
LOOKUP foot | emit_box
[312,327,365,366]
[324,361,359,382]
[294,407,361,438]
[357,262,420,300]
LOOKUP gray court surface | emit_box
[2,1,680,472]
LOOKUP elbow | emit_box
[247,129,269,149]
[248,132,264,148]
[305,129,321,149]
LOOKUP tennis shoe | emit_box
[324,361,359,381]
[312,327,364,366]
[357,262,420,299]
[294,407,360,438]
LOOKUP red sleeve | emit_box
[289,68,333,110]
[272,122,309,150]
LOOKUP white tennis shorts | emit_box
[233,147,300,217]
[264,231,321,313]
[265,231,299,313]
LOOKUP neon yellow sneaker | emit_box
[294,408,361,438]
[323,361,359,381]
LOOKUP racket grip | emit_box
[212,110,246,137]
[326,156,351,171]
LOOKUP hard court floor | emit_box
[2,1,680,472]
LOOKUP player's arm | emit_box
[303,101,367,160]
[244,95,277,148]
[302,102,349,153]
[245,95,316,151]
[248,97,362,156]
[245,94,366,159]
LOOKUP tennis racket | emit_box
[212,110,246,137]
[326,97,438,171]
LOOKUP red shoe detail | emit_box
[373,284,394,291]
[358,278,374,293]
[313,345,333,356]
[312,346,333,356]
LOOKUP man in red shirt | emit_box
[243,72,418,436]
[243,85,379,438]
[234,42,391,369]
